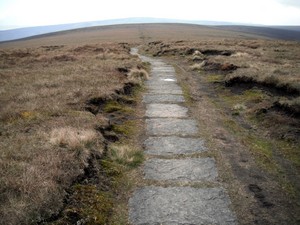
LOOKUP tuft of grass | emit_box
[232,103,247,116]
[109,144,144,169]
[206,74,224,83]
[103,100,134,114]
[190,62,205,71]
[20,111,39,120]
[49,127,98,150]
[127,68,149,85]
[111,120,136,136]
[275,97,300,116]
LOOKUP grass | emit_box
[205,74,224,83]
[103,100,134,114]
[150,38,299,223]
[144,38,300,96]
[55,185,114,225]
[111,120,137,137]
[109,144,144,169]
[1,23,299,224]
[0,42,144,224]
[49,127,98,150]
[223,89,268,106]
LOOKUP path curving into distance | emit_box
[129,48,237,225]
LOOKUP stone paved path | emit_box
[129,48,237,225]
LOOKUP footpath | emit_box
[129,48,236,225]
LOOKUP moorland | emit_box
[0,23,299,224]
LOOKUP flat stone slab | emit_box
[147,84,182,91]
[146,104,188,118]
[145,80,177,86]
[150,73,176,78]
[129,187,237,225]
[144,158,218,181]
[143,94,185,103]
[148,89,183,95]
[152,68,175,72]
[146,118,198,136]
[151,62,165,66]
[151,72,175,76]
[144,136,206,155]
[161,78,177,82]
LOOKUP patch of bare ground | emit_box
[141,39,300,224]
[0,43,148,224]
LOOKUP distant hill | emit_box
[0,18,299,43]
[216,25,300,41]
[0,18,251,42]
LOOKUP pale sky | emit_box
[0,0,300,30]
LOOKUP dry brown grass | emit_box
[127,67,149,85]
[143,39,300,100]
[0,42,143,224]
[1,23,299,224]
[147,39,300,145]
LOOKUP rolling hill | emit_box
[1,18,299,43]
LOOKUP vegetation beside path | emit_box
[141,39,300,224]
[0,43,148,224]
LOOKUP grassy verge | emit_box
[160,42,300,223]
[0,43,147,224]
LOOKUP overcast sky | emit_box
[0,0,300,30]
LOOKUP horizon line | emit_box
[2,17,299,31]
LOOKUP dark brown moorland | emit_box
[0,23,299,224]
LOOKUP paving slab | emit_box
[151,73,175,77]
[152,67,175,72]
[161,78,177,82]
[151,62,166,66]
[150,72,175,75]
[147,76,176,81]
[144,158,218,181]
[145,79,177,86]
[146,118,198,136]
[148,89,183,95]
[144,136,206,155]
[143,94,185,103]
[129,187,237,225]
[146,104,188,118]
[147,86,182,92]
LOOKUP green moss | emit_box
[57,80,145,225]
[109,144,144,169]
[103,101,133,113]
[205,74,224,83]
[181,83,192,103]
[222,89,267,108]
[243,89,266,103]
[223,119,240,135]
[277,141,300,167]
[245,135,278,172]
[112,120,136,136]
[223,119,279,173]
[59,185,113,225]
[101,160,122,177]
